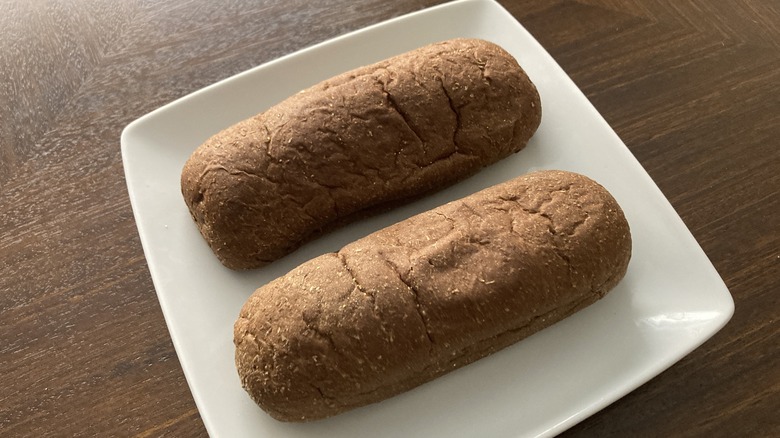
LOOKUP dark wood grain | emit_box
[1,0,777,436]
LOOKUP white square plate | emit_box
[121,0,734,436]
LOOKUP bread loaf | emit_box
[234,170,632,421]
[181,38,541,269]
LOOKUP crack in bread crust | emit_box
[388,262,437,348]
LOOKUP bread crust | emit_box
[181,38,541,269]
[234,170,632,421]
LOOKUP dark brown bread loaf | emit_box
[234,170,632,421]
[181,38,541,269]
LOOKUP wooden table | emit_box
[2,0,778,436]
